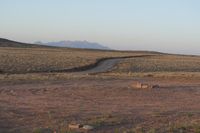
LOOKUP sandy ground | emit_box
[0,77,200,133]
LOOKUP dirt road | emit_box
[73,55,154,74]
[80,58,123,74]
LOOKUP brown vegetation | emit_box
[111,55,200,73]
[0,47,155,74]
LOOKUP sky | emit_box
[0,0,200,55]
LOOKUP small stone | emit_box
[82,125,94,130]
[68,124,83,129]
[141,84,151,89]
[131,81,159,89]
[131,81,142,88]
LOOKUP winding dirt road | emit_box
[61,55,154,74]
[80,58,123,74]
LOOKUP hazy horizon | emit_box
[1,0,200,55]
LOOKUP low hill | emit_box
[0,38,49,48]
[35,40,110,50]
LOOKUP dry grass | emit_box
[0,47,152,74]
[1,47,200,81]
[111,55,200,73]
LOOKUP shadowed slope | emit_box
[0,38,50,48]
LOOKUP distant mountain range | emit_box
[35,40,110,50]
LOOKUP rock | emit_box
[82,125,94,130]
[141,84,150,89]
[131,81,142,88]
[10,90,16,96]
[131,81,158,89]
[68,124,83,129]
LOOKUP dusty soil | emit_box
[0,77,200,133]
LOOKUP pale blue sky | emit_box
[0,0,200,54]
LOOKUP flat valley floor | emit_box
[0,75,200,133]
